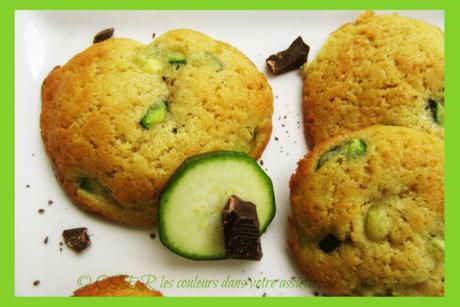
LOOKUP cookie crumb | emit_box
[150,233,156,239]
[152,33,156,39]
[262,292,267,297]
[48,200,53,205]
[259,160,264,166]
[33,280,40,286]
[43,237,49,244]
[26,184,30,188]
[274,137,279,141]
[38,209,45,214]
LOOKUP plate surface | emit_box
[14,10,444,296]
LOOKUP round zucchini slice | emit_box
[158,151,276,260]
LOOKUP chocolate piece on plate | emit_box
[266,36,310,75]
[62,227,91,252]
[222,195,262,260]
[93,28,115,44]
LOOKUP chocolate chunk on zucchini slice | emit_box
[158,151,276,260]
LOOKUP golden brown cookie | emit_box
[41,29,273,225]
[73,275,163,297]
[289,125,444,296]
[303,11,444,145]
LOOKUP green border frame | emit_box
[1,0,458,306]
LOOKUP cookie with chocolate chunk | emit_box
[303,11,444,145]
[289,126,444,296]
[41,29,273,225]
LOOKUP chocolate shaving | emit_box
[266,36,310,75]
[62,227,91,252]
[222,195,262,260]
[93,28,115,44]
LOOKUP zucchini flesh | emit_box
[140,101,168,129]
[158,151,275,260]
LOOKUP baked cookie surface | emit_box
[289,125,444,296]
[41,29,273,225]
[73,275,163,296]
[303,11,444,145]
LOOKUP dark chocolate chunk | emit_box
[93,28,115,44]
[222,195,262,260]
[266,36,310,75]
[318,233,341,253]
[62,227,91,252]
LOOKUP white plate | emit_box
[14,10,444,297]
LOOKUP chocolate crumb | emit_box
[48,200,53,205]
[314,292,319,296]
[152,33,156,39]
[33,280,40,286]
[248,277,252,281]
[172,128,178,134]
[32,153,35,157]
[266,36,310,75]
[259,160,264,166]
[38,209,45,214]
[222,196,262,260]
[59,242,63,246]
[274,137,279,141]
[93,27,115,44]
[262,292,267,297]
[59,248,63,252]
[26,185,30,188]
[62,227,91,252]
[43,237,49,244]
[150,233,156,239]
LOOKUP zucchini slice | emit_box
[158,151,276,260]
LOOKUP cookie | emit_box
[73,275,163,296]
[41,29,273,225]
[303,11,444,145]
[289,125,444,296]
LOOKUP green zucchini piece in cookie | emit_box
[205,52,224,72]
[158,151,276,260]
[80,177,112,198]
[426,99,445,126]
[316,138,367,170]
[140,101,168,129]
[168,52,187,65]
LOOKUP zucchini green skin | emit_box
[158,151,276,260]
